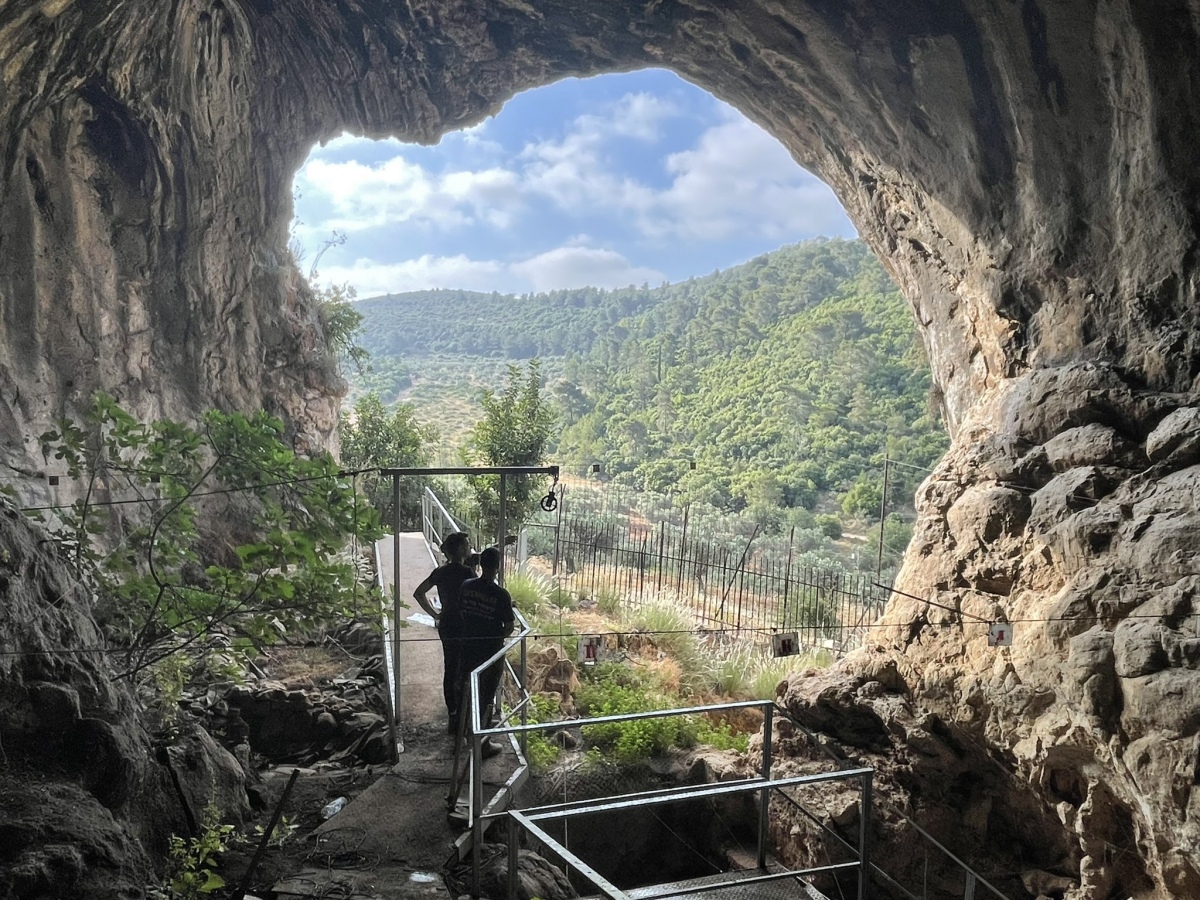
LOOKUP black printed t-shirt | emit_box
[456,576,514,641]
[426,563,476,635]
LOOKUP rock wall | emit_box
[0,502,247,898]
[4,1,1200,897]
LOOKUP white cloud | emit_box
[512,246,666,292]
[644,116,848,240]
[316,245,665,298]
[296,156,523,233]
[518,101,848,242]
[317,255,509,297]
[518,91,680,213]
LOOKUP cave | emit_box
[4,2,1200,898]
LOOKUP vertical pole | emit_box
[552,483,563,575]
[508,814,520,900]
[758,703,773,869]
[392,473,404,757]
[656,521,665,594]
[876,455,890,581]
[782,526,795,631]
[859,771,873,900]
[519,632,528,759]
[471,672,484,897]
[676,504,690,601]
[498,474,508,584]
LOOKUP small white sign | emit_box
[579,635,604,666]
[988,622,1014,647]
[772,632,800,658]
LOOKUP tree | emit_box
[34,393,382,681]
[317,282,369,375]
[462,361,558,541]
[339,393,434,528]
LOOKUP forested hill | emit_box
[354,286,665,359]
[551,239,948,516]
[351,238,948,517]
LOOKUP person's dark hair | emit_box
[440,532,470,557]
[479,547,502,570]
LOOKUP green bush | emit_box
[523,693,565,770]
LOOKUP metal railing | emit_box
[770,705,1013,900]
[421,485,462,555]
[416,484,1009,900]
[445,608,534,892]
[455,695,874,900]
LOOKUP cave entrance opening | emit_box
[287,68,942,590]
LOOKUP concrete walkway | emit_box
[272,533,513,900]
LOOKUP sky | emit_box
[292,68,855,299]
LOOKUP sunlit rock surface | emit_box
[4,1,1200,897]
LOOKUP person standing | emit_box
[413,532,475,733]
[456,547,514,755]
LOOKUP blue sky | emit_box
[292,69,855,298]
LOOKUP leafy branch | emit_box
[34,393,383,683]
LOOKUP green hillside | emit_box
[551,239,947,517]
[348,238,947,520]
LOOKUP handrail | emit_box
[505,768,874,900]
[421,485,461,553]
[770,702,1014,900]
[450,608,534,893]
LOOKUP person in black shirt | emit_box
[456,547,514,755]
[413,532,476,733]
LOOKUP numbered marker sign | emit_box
[579,635,603,666]
[988,623,1014,647]
[772,632,801,658]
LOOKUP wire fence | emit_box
[546,514,886,656]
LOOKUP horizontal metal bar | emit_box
[771,789,923,900]
[522,769,874,822]
[892,813,1012,900]
[479,699,768,738]
[509,811,631,900]
[630,863,861,900]
[522,777,766,817]
[381,466,560,476]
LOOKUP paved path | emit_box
[273,533,511,900]
[377,532,449,734]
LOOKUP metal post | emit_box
[552,483,563,576]
[392,473,404,757]
[508,814,520,900]
[676,504,689,601]
[876,456,890,580]
[963,872,977,900]
[782,526,795,628]
[858,770,872,900]
[758,704,773,868]
[471,672,484,896]
[498,474,508,583]
[519,633,528,758]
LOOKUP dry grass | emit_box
[258,646,350,688]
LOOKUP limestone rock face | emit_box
[0,502,247,898]
[5,2,1200,898]
[785,364,1200,899]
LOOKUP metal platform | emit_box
[621,867,833,900]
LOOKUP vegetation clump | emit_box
[31,392,382,686]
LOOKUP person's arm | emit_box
[499,589,515,638]
[412,572,442,622]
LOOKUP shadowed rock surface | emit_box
[4,2,1200,898]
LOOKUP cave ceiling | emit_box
[2,0,1199,462]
